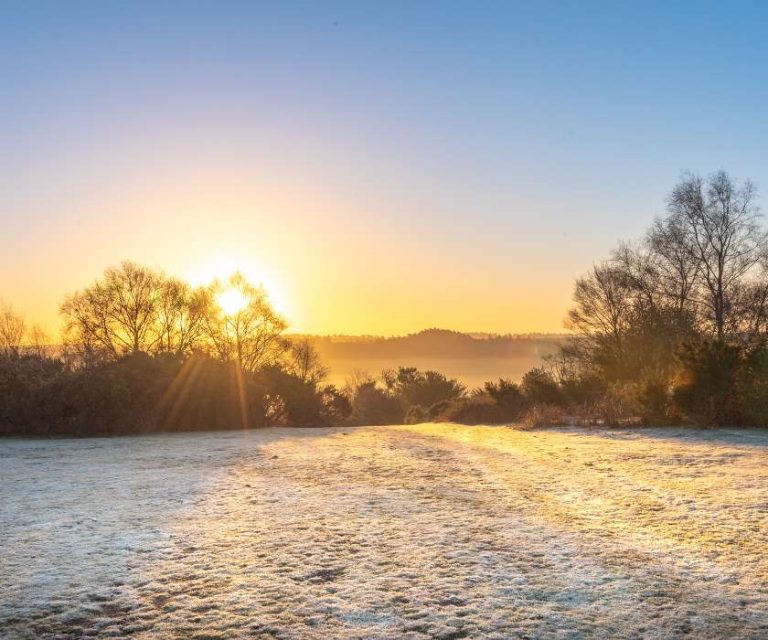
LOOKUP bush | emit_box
[521,368,564,406]
[672,340,746,426]
[560,373,607,407]
[349,381,403,426]
[430,395,506,424]
[736,346,768,427]
[0,351,352,437]
[320,384,353,425]
[404,405,427,424]
[591,384,640,426]
[483,378,528,414]
[257,365,327,427]
[0,354,67,436]
[382,367,466,409]
[519,404,568,429]
[636,378,671,425]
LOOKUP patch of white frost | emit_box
[1,425,768,638]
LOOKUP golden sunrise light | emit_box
[4,4,768,638]
[186,255,291,320]
[216,288,249,316]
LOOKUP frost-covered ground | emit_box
[2,425,768,639]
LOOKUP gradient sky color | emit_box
[2,1,768,335]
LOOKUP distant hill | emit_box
[294,329,569,389]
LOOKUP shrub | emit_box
[382,367,466,409]
[257,365,327,427]
[737,346,768,427]
[320,384,353,425]
[0,354,67,436]
[636,378,671,425]
[519,404,568,429]
[404,405,427,424]
[521,368,564,406]
[483,378,528,414]
[430,395,506,424]
[349,381,403,425]
[560,373,606,407]
[0,351,355,437]
[672,340,745,426]
[592,384,640,426]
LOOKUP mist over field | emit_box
[305,330,566,388]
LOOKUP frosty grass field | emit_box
[1,424,768,639]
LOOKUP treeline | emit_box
[4,170,768,436]
[0,263,526,436]
[345,170,768,429]
[0,264,346,436]
[543,170,768,427]
[0,261,584,435]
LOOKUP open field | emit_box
[2,424,768,639]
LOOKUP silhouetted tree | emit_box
[0,302,25,356]
[155,278,207,354]
[26,324,50,359]
[560,171,768,426]
[287,337,328,385]
[669,171,765,339]
[202,273,288,371]
[381,366,466,409]
[567,263,635,378]
[61,261,164,361]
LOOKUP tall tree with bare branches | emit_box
[0,302,25,356]
[202,272,288,371]
[61,261,164,360]
[668,172,765,339]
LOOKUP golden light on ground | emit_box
[216,288,249,316]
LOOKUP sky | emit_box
[2,1,768,336]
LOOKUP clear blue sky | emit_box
[2,1,768,334]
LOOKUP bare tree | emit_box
[668,172,765,339]
[61,261,164,359]
[203,272,288,371]
[0,301,25,356]
[611,241,665,315]
[155,278,207,355]
[26,324,50,359]
[729,248,768,338]
[567,262,635,364]
[647,213,700,315]
[287,337,328,385]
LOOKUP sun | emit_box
[185,254,291,318]
[216,288,249,316]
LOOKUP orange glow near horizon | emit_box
[0,97,583,340]
[0,241,573,340]
[0,178,576,339]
